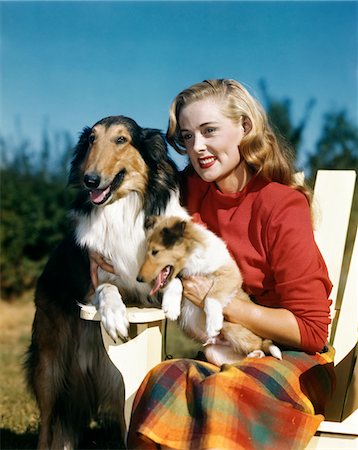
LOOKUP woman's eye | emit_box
[151,249,159,256]
[117,136,127,144]
[205,127,216,134]
[182,133,192,141]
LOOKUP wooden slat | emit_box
[313,170,356,311]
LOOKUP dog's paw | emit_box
[204,297,224,339]
[96,284,129,341]
[162,302,181,321]
[203,337,219,346]
[162,278,183,321]
[268,344,282,360]
[247,350,265,359]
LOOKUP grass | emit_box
[0,293,38,450]
[0,292,200,450]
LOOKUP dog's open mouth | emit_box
[150,265,173,295]
[90,185,111,204]
[88,170,125,205]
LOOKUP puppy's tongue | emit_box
[149,273,164,296]
[149,266,172,295]
[90,186,110,204]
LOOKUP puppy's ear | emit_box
[144,215,158,230]
[68,126,92,186]
[161,220,187,247]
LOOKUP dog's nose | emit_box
[136,276,144,283]
[84,173,101,189]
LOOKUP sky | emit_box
[1,0,357,170]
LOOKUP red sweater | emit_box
[181,170,332,353]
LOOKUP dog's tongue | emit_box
[90,186,110,204]
[149,270,166,295]
[149,273,164,296]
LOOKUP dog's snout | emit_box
[136,275,144,283]
[84,173,101,189]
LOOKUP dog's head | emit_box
[137,216,189,295]
[69,116,179,215]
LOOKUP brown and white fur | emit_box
[25,116,187,449]
[137,215,282,366]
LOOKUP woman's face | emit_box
[179,99,247,193]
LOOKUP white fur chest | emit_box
[74,192,147,290]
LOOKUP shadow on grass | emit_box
[1,428,38,450]
[0,427,127,450]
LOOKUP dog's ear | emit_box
[144,215,158,230]
[161,220,187,247]
[141,128,168,162]
[140,128,180,218]
[68,127,92,186]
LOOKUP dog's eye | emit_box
[151,249,158,256]
[89,134,95,144]
[116,136,127,144]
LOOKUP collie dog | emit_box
[25,116,186,449]
[137,215,282,366]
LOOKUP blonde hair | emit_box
[166,79,312,205]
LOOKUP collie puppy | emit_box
[25,116,186,449]
[137,215,282,366]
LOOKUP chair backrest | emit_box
[331,226,358,364]
[312,170,356,317]
[312,170,357,425]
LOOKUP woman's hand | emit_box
[181,276,214,308]
[89,250,115,288]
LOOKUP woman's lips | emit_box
[198,156,216,169]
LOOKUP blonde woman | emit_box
[126,79,335,449]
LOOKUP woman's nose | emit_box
[192,134,206,152]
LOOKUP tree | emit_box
[259,79,315,163]
[307,110,358,174]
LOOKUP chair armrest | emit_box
[79,303,165,323]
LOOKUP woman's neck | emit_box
[215,161,253,194]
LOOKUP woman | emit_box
[96,79,335,449]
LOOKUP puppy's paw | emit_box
[247,350,265,359]
[268,344,282,360]
[162,301,181,321]
[204,297,224,339]
[96,283,129,341]
[162,278,183,321]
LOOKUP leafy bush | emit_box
[0,134,75,299]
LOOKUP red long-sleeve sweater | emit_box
[181,170,332,354]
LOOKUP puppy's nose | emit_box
[84,173,101,189]
[136,276,144,283]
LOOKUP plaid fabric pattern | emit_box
[127,346,335,450]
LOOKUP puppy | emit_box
[137,215,282,366]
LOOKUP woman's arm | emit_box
[89,251,115,288]
[183,276,301,350]
[223,296,301,349]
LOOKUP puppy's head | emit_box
[137,216,188,294]
[69,116,176,209]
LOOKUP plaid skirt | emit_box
[127,346,335,450]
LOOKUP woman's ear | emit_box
[242,116,252,135]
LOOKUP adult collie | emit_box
[25,116,185,449]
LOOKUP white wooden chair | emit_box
[81,169,357,445]
[307,170,357,448]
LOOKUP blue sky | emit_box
[1,0,357,169]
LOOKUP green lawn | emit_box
[0,294,38,449]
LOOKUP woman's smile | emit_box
[198,155,217,169]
